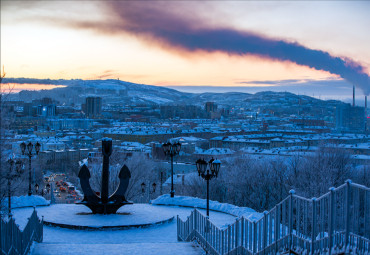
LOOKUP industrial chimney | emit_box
[366,96,368,132]
[353,86,355,107]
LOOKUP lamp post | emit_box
[141,182,146,203]
[34,183,39,195]
[196,158,221,217]
[160,171,164,195]
[141,181,157,202]
[162,142,181,197]
[7,157,24,216]
[46,183,51,194]
[20,141,41,196]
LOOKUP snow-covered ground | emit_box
[32,243,201,255]
[152,194,262,221]
[2,195,49,211]
[11,201,237,255]
[29,204,182,227]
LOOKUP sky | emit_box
[1,1,369,101]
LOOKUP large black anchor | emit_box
[77,138,132,214]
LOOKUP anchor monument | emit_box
[77,138,132,214]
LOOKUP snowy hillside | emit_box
[4,77,346,108]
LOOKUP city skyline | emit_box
[1,1,369,100]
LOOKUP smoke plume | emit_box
[69,2,370,95]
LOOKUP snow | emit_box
[32,243,201,255]
[138,95,173,104]
[11,203,237,255]
[163,172,198,186]
[195,147,235,155]
[151,194,262,221]
[2,195,49,210]
[34,204,175,227]
[8,194,266,254]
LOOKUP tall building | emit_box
[23,103,36,116]
[205,102,217,113]
[37,105,56,117]
[85,97,102,117]
[160,105,205,119]
[336,105,365,132]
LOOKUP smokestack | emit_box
[366,95,368,116]
[353,86,355,107]
[365,96,368,132]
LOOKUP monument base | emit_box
[77,201,133,214]
[33,204,175,230]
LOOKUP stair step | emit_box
[32,242,202,255]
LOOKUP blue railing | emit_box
[1,208,43,255]
[177,180,370,254]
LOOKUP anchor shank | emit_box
[101,155,109,203]
[101,139,112,204]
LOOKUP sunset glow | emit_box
[1,1,369,97]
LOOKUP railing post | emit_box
[289,190,295,252]
[235,218,239,249]
[275,205,279,253]
[345,179,352,252]
[328,187,335,255]
[187,215,190,239]
[222,230,225,255]
[253,221,257,254]
[177,215,180,241]
[311,197,316,255]
[41,215,44,242]
[263,211,268,254]
[241,217,244,248]
[228,225,231,253]
[194,209,197,234]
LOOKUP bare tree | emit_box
[88,152,159,202]
[353,165,370,187]
[291,145,353,198]
[177,143,361,212]
[0,68,27,216]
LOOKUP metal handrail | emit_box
[0,207,43,255]
[177,181,370,255]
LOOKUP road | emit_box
[42,173,82,204]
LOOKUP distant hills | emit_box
[3,78,347,113]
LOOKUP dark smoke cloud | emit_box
[65,2,370,95]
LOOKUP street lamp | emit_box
[141,182,157,202]
[196,158,221,217]
[7,158,24,216]
[141,182,146,194]
[34,183,39,194]
[46,183,51,194]
[20,141,41,196]
[162,141,181,197]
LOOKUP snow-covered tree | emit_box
[88,152,160,202]
[177,143,367,212]
[291,145,353,197]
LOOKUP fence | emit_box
[0,208,43,255]
[177,180,370,254]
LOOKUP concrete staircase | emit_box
[32,242,202,255]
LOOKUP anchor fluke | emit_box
[109,165,131,204]
[77,138,133,214]
[78,164,91,179]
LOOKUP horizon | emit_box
[1,76,364,104]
